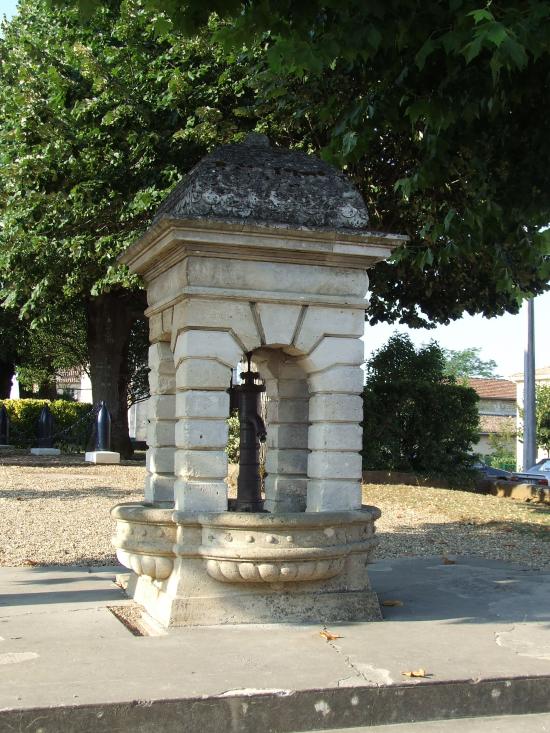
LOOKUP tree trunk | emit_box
[37,379,58,400]
[0,361,15,399]
[86,290,146,459]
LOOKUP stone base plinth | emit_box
[111,503,382,627]
[30,447,61,456]
[85,451,121,465]
[133,575,381,627]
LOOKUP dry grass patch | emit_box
[363,483,550,569]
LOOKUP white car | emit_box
[511,458,550,486]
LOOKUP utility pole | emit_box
[523,297,536,470]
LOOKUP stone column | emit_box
[145,340,177,503]
[172,329,242,512]
[256,352,309,513]
[295,306,366,512]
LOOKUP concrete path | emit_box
[1,556,550,731]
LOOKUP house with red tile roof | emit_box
[467,378,516,461]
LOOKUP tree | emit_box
[485,418,516,471]
[536,384,550,456]
[362,334,480,483]
[16,308,88,399]
[0,0,262,454]
[0,302,85,398]
[72,0,550,327]
[443,347,499,380]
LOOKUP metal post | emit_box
[523,297,536,470]
[37,405,54,448]
[234,354,266,512]
[96,401,111,451]
[0,405,9,445]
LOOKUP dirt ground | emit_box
[0,450,548,569]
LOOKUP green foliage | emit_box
[1,398,93,450]
[226,410,239,463]
[6,0,549,334]
[125,318,150,408]
[362,335,480,485]
[0,0,260,320]
[443,347,499,380]
[484,451,516,472]
[536,384,550,455]
[16,307,87,393]
[93,0,550,326]
[485,417,517,471]
[0,0,265,449]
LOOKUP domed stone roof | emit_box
[154,133,369,232]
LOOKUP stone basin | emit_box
[112,502,380,586]
[192,507,380,584]
[111,503,176,581]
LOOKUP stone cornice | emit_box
[119,216,407,281]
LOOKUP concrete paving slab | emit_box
[0,556,549,732]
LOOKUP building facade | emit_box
[467,378,516,461]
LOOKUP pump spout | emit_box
[249,413,267,443]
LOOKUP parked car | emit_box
[473,462,514,491]
[511,458,550,486]
[474,462,514,480]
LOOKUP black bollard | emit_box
[96,401,111,451]
[0,405,9,445]
[37,405,55,448]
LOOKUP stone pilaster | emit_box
[145,340,176,503]
[300,329,366,512]
[172,328,242,511]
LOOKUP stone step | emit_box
[3,675,550,733]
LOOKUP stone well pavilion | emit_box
[111,134,406,628]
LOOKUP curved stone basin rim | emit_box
[180,506,381,527]
[112,502,381,527]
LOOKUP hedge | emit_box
[1,399,94,451]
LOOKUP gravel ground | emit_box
[0,451,548,569]
[363,483,550,569]
[0,451,143,567]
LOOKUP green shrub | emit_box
[226,411,240,463]
[362,335,480,487]
[1,398,94,451]
[484,452,516,472]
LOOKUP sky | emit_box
[2,0,549,379]
[0,0,16,20]
[364,290,550,379]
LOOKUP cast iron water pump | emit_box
[233,354,266,512]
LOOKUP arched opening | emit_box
[227,347,310,513]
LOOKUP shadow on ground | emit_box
[0,486,140,500]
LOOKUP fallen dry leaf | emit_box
[442,557,456,565]
[381,599,404,607]
[319,629,342,642]
[402,668,428,678]
[23,558,39,566]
